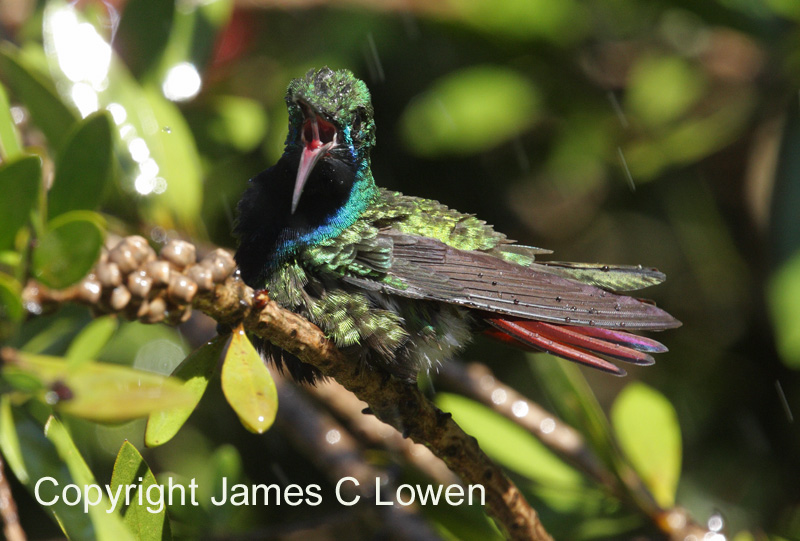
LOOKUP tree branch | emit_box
[0,455,26,541]
[23,237,552,540]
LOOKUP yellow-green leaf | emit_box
[611,382,682,507]
[66,315,119,368]
[436,393,582,489]
[221,327,277,434]
[400,66,540,157]
[0,83,23,159]
[0,396,28,483]
[769,251,800,369]
[110,441,172,540]
[146,335,226,447]
[12,352,195,422]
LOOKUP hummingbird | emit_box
[234,67,680,384]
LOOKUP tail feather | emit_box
[484,318,671,375]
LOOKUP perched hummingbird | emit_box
[234,67,680,384]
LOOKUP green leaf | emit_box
[611,383,682,508]
[205,96,268,152]
[221,327,278,434]
[0,44,79,150]
[400,66,540,157]
[115,0,176,79]
[9,408,100,538]
[146,335,226,447]
[45,416,136,540]
[12,352,196,422]
[48,112,114,219]
[32,210,105,289]
[0,155,41,250]
[110,441,172,540]
[0,395,28,483]
[528,355,619,470]
[0,82,23,159]
[625,56,706,128]
[65,315,119,368]
[42,2,204,232]
[435,393,583,490]
[451,0,586,43]
[0,273,23,325]
[768,251,800,368]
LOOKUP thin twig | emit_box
[275,378,441,541]
[0,455,26,541]
[435,361,710,540]
[305,379,460,487]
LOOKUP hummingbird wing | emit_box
[379,232,677,330]
[352,231,680,375]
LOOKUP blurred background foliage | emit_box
[1,0,800,539]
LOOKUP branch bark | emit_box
[195,278,552,540]
[23,238,553,541]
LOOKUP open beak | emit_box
[292,100,338,214]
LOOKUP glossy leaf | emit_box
[400,66,540,156]
[110,441,172,540]
[45,416,135,540]
[146,335,226,447]
[0,155,41,250]
[43,2,204,231]
[0,82,23,159]
[0,395,28,483]
[65,315,119,368]
[13,352,196,422]
[48,112,113,219]
[0,44,78,149]
[221,326,278,434]
[611,383,682,508]
[32,210,105,289]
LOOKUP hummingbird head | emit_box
[285,67,376,214]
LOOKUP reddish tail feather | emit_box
[484,318,669,376]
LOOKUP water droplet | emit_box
[564,317,571,323]
[477,272,483,278]
[491,281,498,286]
[540,418,556,434]
[601,265,609,271]
[589,320,595,326]
[555,296,562,302]
[570,306,577,312]
[615,303,621,311]
[325,429,341,444]
[162,126,172,134]
[491,389,507,405]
